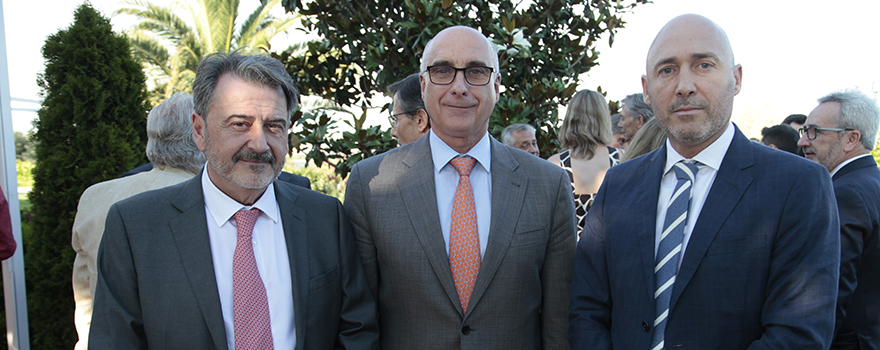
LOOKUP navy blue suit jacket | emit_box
[832,155,880,350]
[569,126,840,349]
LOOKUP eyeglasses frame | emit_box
[798,126,854,140]
[425,65,495,86]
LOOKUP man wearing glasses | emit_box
[345,26,576,349]
[798,90,880,350]
[387,72,430,145]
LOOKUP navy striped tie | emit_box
[651,160,700,350]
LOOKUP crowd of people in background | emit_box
[70,12,880,350]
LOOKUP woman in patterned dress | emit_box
[548,90,621,237]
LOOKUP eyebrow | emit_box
[652,52,722,68]
[430,59,491,68]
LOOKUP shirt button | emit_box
[641,321,650,332]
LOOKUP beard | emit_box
[204,131,284,190]
[656,82,735,147]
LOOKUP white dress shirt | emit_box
[201,170,296,350]
[654,122,735,267]
[430,130,493,257]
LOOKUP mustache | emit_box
[232,149,275,164]
[667,98,708,113]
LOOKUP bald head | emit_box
[640,14,742,158]
[646,14,735,73]
[421,26,500,72]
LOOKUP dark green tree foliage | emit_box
[27,3,148,347]
[277,0,647,176]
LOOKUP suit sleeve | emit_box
[568,177,612,350]
[747,165,840,350]
[542,168,576,350]
[833,184,867,336]
[72,191,95,350]
[343,164,380,301]
[88,204,147,349]
[334,198,380,349]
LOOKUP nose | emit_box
[247,123,271,153]
[391,126,399,139]
[617,117,625,129]
[528,144,538,156]
[448,69,469,96]
[796,132,810,148]
[675,68,697,97]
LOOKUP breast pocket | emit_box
[509,227,547,247]
[705,234,767,256]
[309,265,339,291]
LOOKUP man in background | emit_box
[500,123,539,156]
[610,113,628,149]
[72,92,205,349]
[761,124,800,154]
[388,72,430,145]
[617,93,654,142]
[797,89,880,350]
[783,113,807,130]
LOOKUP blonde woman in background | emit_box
[620,117,667,162]
[548,90,621,237]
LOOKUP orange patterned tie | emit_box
[449,156,480,313]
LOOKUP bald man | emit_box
[569,14,839,350]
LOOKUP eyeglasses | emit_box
[426,65,494,86]
[388,111,412,127]
[798,126,853,140]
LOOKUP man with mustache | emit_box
[569,14,840,349]
[89,51,379,349]
[797,90,880,350]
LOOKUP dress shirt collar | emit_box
[664,121,735,174]
[429,129,492,174]
[201,168,280,227]
[830,153,872,177]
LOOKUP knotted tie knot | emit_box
[234,208,261,239]
[450,156,477,177]
[673,160,700,182]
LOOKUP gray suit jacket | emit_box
[344,135,576,349]
[89,171,379,349]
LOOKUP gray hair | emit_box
[145,92,205,173]
[500,123,536,146]
[621,93,654,124]
[192,50,299,121]
[420,26,500,73]
[818,89,880,150]
[611,113,623,134]
[387,72,425,115]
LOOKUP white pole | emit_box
[0,0,31,349]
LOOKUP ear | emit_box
[192,112,208,152]
[415,109,430,132]
[637,115,646,126]
[732,64,743,95]
[641,75,652,105]
[767,143,779,149]
[493,74,501,100]
[844,130,863,152]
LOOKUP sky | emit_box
[3,0,880,136]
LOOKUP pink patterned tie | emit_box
[449,156,480,313]
[233,208,274,350]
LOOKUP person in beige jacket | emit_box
[71,92,205,350]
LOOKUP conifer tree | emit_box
[27,3,147,347]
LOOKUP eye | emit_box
[431,66,452,75]
[699,62,713,69]
[467,67,490,76]
[659,67,674,75]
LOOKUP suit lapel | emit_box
[637,149,666,302]
[466,140,527,318]
[168,173,229,350]
[669,129,754,310]
[397,137,463,313]
[274,183,308,349]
